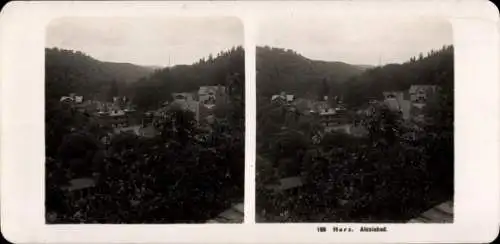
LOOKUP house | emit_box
[406,85,440,122]
[74,96,84,104]
[271,92,294,104]
[172,92,195,102]
[400,100,412,120]
[385,98,401,111]
[271,95,281,101]
[198,85,226,105]
[318,108,363,135]
[60,96,73,103]
[383,91,405,102]
[409,85,438,104]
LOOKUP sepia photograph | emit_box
[1,1,499,243]
[44,17,245,224]
[255,17,454,223]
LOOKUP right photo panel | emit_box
[255,16,454,223]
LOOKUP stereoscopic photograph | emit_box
[255,17,454,223]
[44,17,245,224]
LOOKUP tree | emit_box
[319,78,330,101]
[108,79,119,102]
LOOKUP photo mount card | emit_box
[0,0,499,243]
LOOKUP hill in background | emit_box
[45,48,157,101]
[256,46,367,99]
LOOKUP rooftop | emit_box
[408,201,453,223]
[199,86,225,95]
[265,176,304,192]
[206,202,244,223]
[60,178,96,191]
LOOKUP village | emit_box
[267,84,439,141]
[256,83,448,222]
[59,85,229,141]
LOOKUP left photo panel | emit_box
[45,17,245,224]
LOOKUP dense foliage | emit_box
[256,46,454,222]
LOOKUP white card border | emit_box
[1,1,499,243]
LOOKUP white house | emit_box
[271,92,295,103]
[74,96,84,103]
[198,86,226,105]
[383,91,412,120]
[409,85,438,104]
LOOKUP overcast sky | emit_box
[258,16,453,65]
[46,17,243,67]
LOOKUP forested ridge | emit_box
[45,48,157,100]
[256,46,370,98]
[343,45,454,107]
